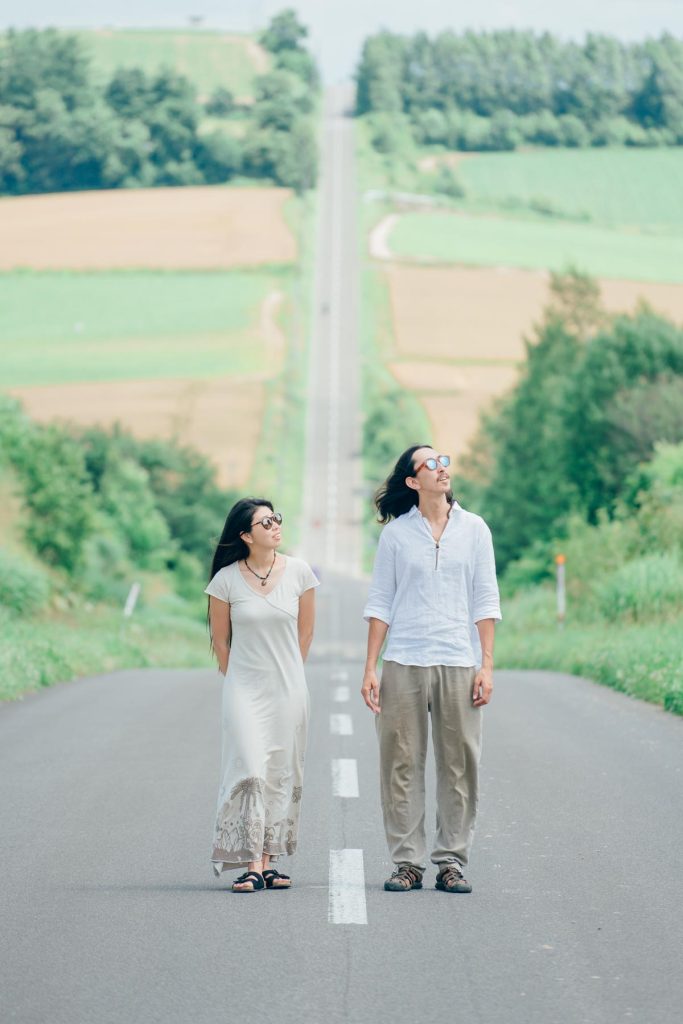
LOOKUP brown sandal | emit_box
[384,865,423,891]
[435,864,472,893]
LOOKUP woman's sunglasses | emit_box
[251,512,283,531]
[413,455,451,474]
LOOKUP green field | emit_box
[79,29,267,98]
[388,211,683,283]
[0,270,290,386]
[495,588,683,714]
[456,148,683,228]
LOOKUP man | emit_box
[361,444,501,893]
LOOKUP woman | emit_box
[205,497,319,893]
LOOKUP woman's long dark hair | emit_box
[374,444,453,523]
[208,497,274,581]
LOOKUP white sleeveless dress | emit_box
[204,555,319,875]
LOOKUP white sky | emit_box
[3,2,683,80]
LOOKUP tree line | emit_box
[0,395,237,615]
[356,30,683,151]
[0,9,318,195]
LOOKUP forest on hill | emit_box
[0,10,319,194]
[356,29,683,152]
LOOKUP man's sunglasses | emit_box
[250,512,283,531]
[413,454,451,474]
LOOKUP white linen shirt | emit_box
[363,502,502,668]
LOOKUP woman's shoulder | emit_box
[205,561,238,601]
[283,555,320,589]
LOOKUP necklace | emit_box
[245,553,277,587]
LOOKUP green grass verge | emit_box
[0,269,292,386]
[79,29,266,99]
[0,603,210,702]
[388,210,683,283]
[495,587,683,715]
[456,147,683,229]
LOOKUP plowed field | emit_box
[10,377,265,489]
[0,187,297,270]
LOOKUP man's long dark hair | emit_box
[208,496,274,581]
[374,444,453,523]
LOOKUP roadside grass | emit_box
[0,602,210,702]
[455,147,683,228]
[495,586,683,714]
[0,269,293,387]
[79,28,266,99]
[387,211,683,283]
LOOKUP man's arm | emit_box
[361,530,395,714]
[361,618,388,714]
[472,617,495,706]
[471,521,501,707]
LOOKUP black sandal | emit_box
[262,868,291,890]
[231,871,265,893]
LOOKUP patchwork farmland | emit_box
[362,145,683,468]
[0,186,302,489]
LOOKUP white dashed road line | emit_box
[333,685,350,702]
[331,758,359,798]
[328,849,367,924]
[330,713,353,736]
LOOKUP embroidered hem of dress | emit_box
[211,843,298,875]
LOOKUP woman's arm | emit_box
[208,596,231,675]
[298,588,316,661]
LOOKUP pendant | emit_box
[261,580,267,587]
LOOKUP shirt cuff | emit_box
[473,608,502,623]
[363,607,391,625]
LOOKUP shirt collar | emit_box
[407,500,461,519]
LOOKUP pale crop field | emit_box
[384,265,683,362]
[10,376,266,489]
[454,147,683,228]
[79,29,268,100]
[0,187,297,271]
[0,271,289,387]
[386,210,683,284]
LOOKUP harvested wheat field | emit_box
[0,187,297,270]
[389,363,519,468]
[418,392,498,468]
[10,377,265,488]
[385,265,683,362]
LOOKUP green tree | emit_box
[260,9,308,54]
[205,86,235,117]
[195,130,242,183]
[13,427,97,574]
[564,312,683,518]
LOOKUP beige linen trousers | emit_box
[377,661,482,870]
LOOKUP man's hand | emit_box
[361,668,381,714]
[472,666,493,707]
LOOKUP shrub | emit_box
[195,131,242,183]
[595,552,683,622]
[205,87,235,117]
[432,164,466,199]
[0,547,51,616]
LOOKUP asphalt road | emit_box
[301,85,363,575]
[2,573,682,1024]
